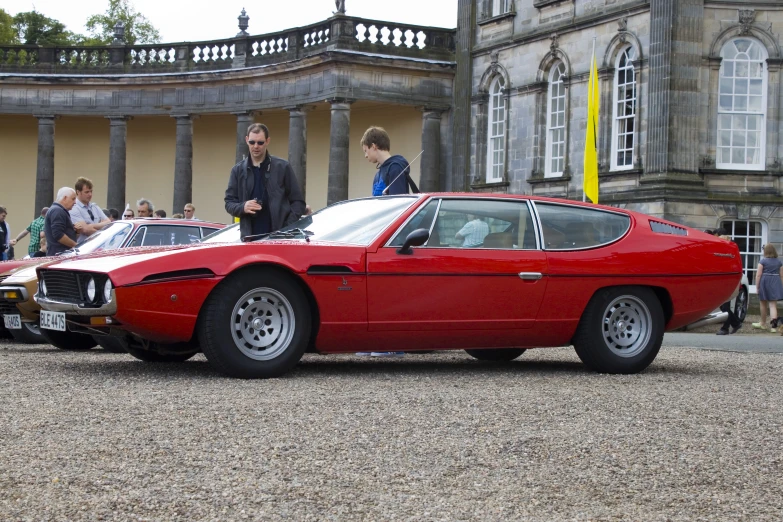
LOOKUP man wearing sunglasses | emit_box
[69,177,111,245]
[224,123,306,238]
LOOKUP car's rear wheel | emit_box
[9,321,46,344]
[734,286,748,324]
[94,335,127,353]
[573,286,663,374]
[198,270,311,379]
[118,336,197,362]
[40,327,98,351]
[465,348,526,361]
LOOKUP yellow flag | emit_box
[584,47,600,204]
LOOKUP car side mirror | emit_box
[397,228,430,255]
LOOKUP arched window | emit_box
[717,38,768,170]
[486,76,506,182]
[545,62,567,177]
[611,46,637,170]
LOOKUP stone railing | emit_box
[0,16,455,75]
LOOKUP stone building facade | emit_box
[0,15,455,240]
[454,0,783,288]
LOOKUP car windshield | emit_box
[202,223,241,243]
[267,197,418,245]
[68,222,134,256]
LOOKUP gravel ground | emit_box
[1,340,782,521]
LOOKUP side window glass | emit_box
[430,199,537,249]
[128,227,146,248]
[389,200,439,247]
[141,226,201,246]
[535,203,630,250]
[200,227,220,238]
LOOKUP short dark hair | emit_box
[154,209,167,218]
[246,123,269,138]
[360,126,391,151]
[0,206,6,215]
[75,177,93,192]
[107,208,119,220]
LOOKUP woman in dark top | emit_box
[752,243,783,332]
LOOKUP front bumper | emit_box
[35,289,117,317]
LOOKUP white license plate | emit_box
[3,314,21,330]
[40,310,66,332]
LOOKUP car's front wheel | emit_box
[465,348,526,361]
[198,270,311,379]
[572,286,663,374]
[9,321,46,344]
[40,327,98,351]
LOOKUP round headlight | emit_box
[86,278,96,301]
[103,279,112,303]
[41,279,47,296]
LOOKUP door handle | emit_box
[518,272,542,280]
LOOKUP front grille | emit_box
[40,270,82,302]
[0,300,17,316]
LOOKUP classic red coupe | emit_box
[34,194,742,378]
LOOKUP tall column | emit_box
[34,115,56,217]
[644,0,674,174]
[172,115,193,214]
[327,99,352,205]
[106,116,130,212]
[451,0,476,192]
[287,106,309,200]
[420,109,443,192]
[233,111,255,164]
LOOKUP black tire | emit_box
[40,327,98,351]
[734,286,748,324]
[94,336,127,353]
[572,286,664,374]
[118,337,198,362]
[198,270,311,379]
[9,321,47,344]
[465,348,526,361]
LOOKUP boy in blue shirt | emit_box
[361,126,415,196]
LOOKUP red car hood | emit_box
[41,241,366,287]
[0,258,45,277]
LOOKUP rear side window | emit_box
[535,203,630,250]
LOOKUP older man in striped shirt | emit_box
[456,214,490,248]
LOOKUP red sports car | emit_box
[34,194,741,378]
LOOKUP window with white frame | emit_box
[545,62,567,177]
[486,76,506,183]
[612,46,637,170]
[720,219,765,292]
[717,38,768,171]
[492,0,511,16]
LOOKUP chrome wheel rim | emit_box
[735,289,748,323]
[231,287,295,361]
[602,295,651,358]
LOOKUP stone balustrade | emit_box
[0,16,455,75]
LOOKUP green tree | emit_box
[85,0,161,46]
[13,10,77,45]
[0,9,20,45]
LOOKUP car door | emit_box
[366,197,548,339]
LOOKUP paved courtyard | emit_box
[1,339,781,521]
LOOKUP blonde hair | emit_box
[764,243,778,258]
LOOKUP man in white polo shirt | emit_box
[70,177,111,245]
[456,214,489,248]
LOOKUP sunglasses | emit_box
[87,208,95,221]
[247,140,265,146]
[123,214,133,218]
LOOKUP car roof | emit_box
[119,218,226,227]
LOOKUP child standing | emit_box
[752,243,783,332]
[360,126,415,196]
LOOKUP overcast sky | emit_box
[4,0,457,43]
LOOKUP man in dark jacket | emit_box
[225,123,306,238]
[44,187,79,256]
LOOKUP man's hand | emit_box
[9,239,16,246]
[243,200,262,215]
[74,222,84,232]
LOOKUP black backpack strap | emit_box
[406,173,420,194]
